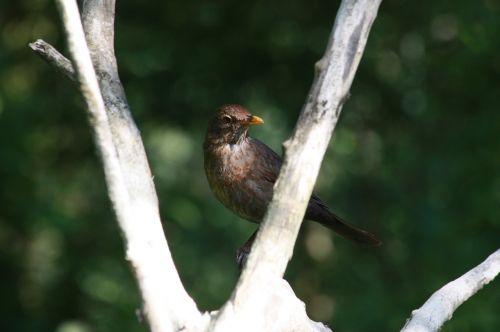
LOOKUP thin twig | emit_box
[29,39,76,81]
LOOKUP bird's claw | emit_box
[236,245,251,270]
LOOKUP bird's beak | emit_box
[247,115,264,126]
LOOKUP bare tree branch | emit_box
[29,39,76,81]
[210,1,382,330]
[52,1,202,331]
[32,1,500,331]
[33,0,387,330]
[401,248,500,332]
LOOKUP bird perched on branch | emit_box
[203,104,380,267]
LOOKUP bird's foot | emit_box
[236,244,251,270]
[135,307,145,323]
[236,228,258,270]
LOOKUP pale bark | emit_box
[401,248,500,332]
[52,1,203,331]
[33,0,383,330]
[29,39,76,81]
[32,1,500,332]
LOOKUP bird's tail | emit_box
[317,212,382,247]
[306,198,381,247]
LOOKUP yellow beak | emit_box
[247,115,264,125]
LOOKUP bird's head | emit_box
[205,104,264,146]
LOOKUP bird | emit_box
[203,104,381,267]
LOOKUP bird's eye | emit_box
[222,115,232,123]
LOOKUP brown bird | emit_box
[203,104,381,267]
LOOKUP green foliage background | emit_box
[1,0,499,331]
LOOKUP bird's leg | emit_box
[236,228,258,270]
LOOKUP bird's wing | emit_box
[249,138,282,184]
[248,138,381,246]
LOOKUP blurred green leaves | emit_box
[0,0,499,331]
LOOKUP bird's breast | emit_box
[208,143,254,180]
[204,142,267,222]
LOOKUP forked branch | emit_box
[32,1,499,332]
